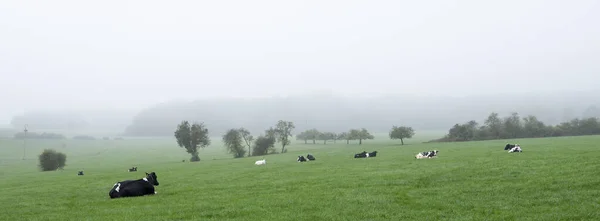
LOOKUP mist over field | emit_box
[1,0,599,137]
[3,91,600,138]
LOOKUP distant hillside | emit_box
[9,110,137,136]
[123,90,600,137]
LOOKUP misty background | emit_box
[1,0,599,137]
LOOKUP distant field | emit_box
[1,133,598,220]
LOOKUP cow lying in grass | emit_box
[128,167,137,172]
[354,151,378,158]
[508,144,523,153]
[306,154,315,161]
[77,171,84,176]
[415,150,439,159]
[504,144,516,150]
[109,172,159,199]
[255,159,266,165]
[368,151,377,157]
[297,155,307,162]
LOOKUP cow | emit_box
[415,150,439,159]
[306,154,316,161]
[368,151,378,157]
[297,155,307,162]
[109,172,159,199]
[354,151,368,158]
[128,167,137,172]
[508,144,523,153]
[255,159,266,165]
[77,171,84,176]
[504,143,516,150]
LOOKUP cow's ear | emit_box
[145,172,149,175]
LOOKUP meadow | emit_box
[0,132,599,220]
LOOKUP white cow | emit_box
[255,159,266,165]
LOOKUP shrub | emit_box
[252,135,276,156]
[38,149,67,171]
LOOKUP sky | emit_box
[1,0,599,123]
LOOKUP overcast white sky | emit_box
[1,0,599,123]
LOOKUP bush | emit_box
[38,149,67,171]
[252,136,276,156]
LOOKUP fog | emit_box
[1,1,599,134]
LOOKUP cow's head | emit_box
[145,172,159,186]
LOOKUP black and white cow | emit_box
[77,171,84,176]
[306,154,316,161]
[128,167,137,172]
[368,151,378,157]
[354,151,368,158]
[297,155,307,162]
[415,150,439,159]
[109,172,159,199]
[508,144,523,153]
[504,144,516,150]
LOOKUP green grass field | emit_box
[1,133,599,220]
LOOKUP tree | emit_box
[238,128,254,157]
[174,121,211,162]
[252,135,276,156]
[331,132,339,143]
[349,129,360,144]
[484,112,503,139]
[338,132,350,144]
[522,115,547,137]
[389,126,415,145]
[307,129,320,144]
[265,127,277,140]
[503,112,523,139]
[38,149,67,171]
[222,129,246,158]
[274,120,295,153]
[296,131,308,144]
[318,132,336,144]
[355,128,374,145]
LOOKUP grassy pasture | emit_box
[0,134,599,220]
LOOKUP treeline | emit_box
[295,128,373,145]
[432,112,600,142]
[175,120,297,161]
[176,119,417,160]
[296,126,415,145]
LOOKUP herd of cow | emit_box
[96,142,523,199]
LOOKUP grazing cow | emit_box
[354,151,368,158]
[297,155,307,162]
[415,150,439,159]
[128,167,137,172]
[109,172,159,199]
[255,159,266,165]
[508,144,523,153]
[504,143,516,150]
[306,154,316,161]
[77,171,84,176]
[368,151,378,157]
